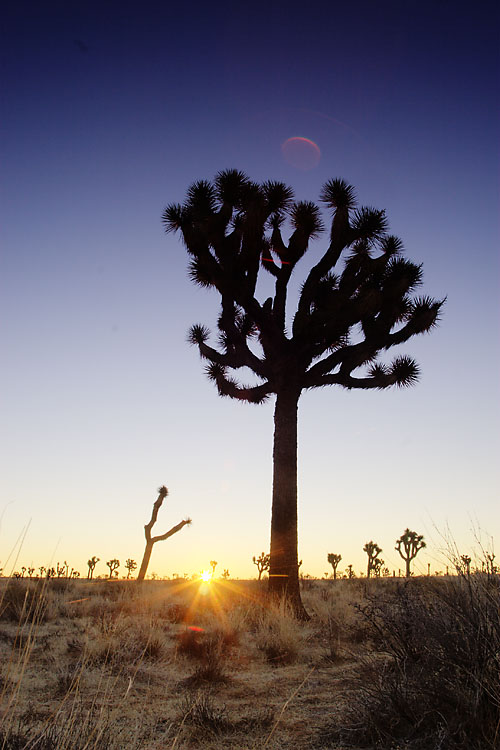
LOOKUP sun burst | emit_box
[200,570,212,583]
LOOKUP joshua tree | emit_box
[209,560,217,576]
[137,486,191,582]
[125,559,137,579]
[364,541,383,578]
[395,528,426,577]
[221,569,230,580]
[346,564,356,579]
[460,554,472,576]
[164,171,444,617]
[106,559,120,578]
[27,567,35,579]
[327,553,342,580]
[87,556,99,580]
[372,557,384,577]
[253,552,270,580]
[21,567,26,578]
[39,566,46,578]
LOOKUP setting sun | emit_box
[200,570,212,583]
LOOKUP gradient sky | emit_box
[2,0,499,579]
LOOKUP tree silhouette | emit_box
[164,171,444,617]
[364,541,383,578]
[137,486,191,582]
[209,560,217,576]
[253,552,270,580]
[87,556,99,580]
[395,528,426,577]
[460,554,472,577]
[125,559,137,579]
[106,559,120,578]
[327,552,342,580]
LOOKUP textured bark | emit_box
[268,389,309,619]
[137,541,154,582]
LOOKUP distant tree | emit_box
[21,567,26,578]
[87,556,99,580]
[106,559,120,578]
[327,553,342,580]
[164,172,443,616]
[70,569,80,579]
[209,560,218,576]
[486,553,497,575]
[125,559,137,579]
[137,486,191,582]
[364,541,383,579]
[460,555,472,577]
[27,567,35,579]
[39,566,46,578]
[346,564,356,579]
[395,528,426,577]
[56,562,66,578]
[253,552,270,580]
[221,569,230,580]
[372,557,384,577]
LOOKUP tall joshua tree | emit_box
[163,171,444,617]
[137,486,191,582]
[395,528,426,577]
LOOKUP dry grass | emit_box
[0,574,498,749]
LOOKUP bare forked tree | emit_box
[137,486,191,582]
[163,170,444,617]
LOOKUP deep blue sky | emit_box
[2,0,499,578]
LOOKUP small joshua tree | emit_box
[346,564,356,579]
[395,528,426,577]
[125,559,137,579]
[87,556,99,580]
[372,557,384,577]
[106,559,120,578]
[137,486,191,582]
[253,552,270,580]
[39,566,46,578]
[221,569,230,580]
[364,541,383,579]
[210,560,218,576]
[327,553,342,580]
[460,554,472,576]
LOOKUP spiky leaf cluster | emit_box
[163,171,444,401]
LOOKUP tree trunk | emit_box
[268,389,309,619]
[405,558,411,577]
[137,541,153,582]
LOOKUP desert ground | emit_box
[0,573,498,749]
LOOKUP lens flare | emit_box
[281,137,321,170]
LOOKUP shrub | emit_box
[0,581,50,624]
[329,575,500,749]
